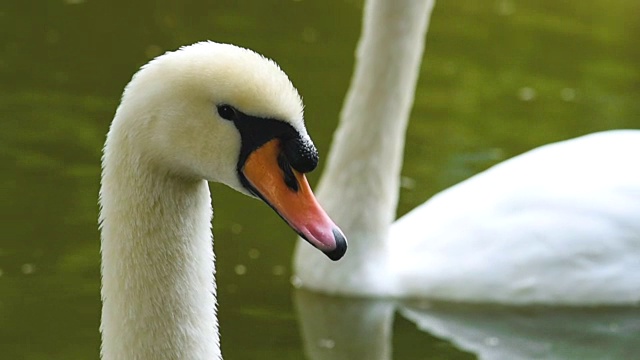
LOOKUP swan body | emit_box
[293,0,640,305]
[390,130,640,304]
[100,42,346,360]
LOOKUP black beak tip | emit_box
[323,228,347,261]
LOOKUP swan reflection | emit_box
[294,289,395,360]
[295,289,640,359]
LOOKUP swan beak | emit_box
[242,139,347,261]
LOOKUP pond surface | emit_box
[1,0,639,359]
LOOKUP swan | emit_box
[99,41,347,360]
[293,0,640,305]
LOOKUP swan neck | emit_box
[99,153,220,360]
[292,0,434,296]
[316,0,434,244]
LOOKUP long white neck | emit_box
[99,129,220,359]
[294,0,434,295]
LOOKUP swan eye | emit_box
[217,105,237,121]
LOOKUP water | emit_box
[1,0,639,359]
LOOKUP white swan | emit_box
[293,0,640,305]
[99,42,347,360]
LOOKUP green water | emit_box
[1,0,639,359]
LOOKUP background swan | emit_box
[293,0,640,305]
[99,42,346,360]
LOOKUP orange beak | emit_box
[241,139,347,260]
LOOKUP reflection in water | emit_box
[294,289,395,360]
[401,303,640,360]
[295,289,640,360]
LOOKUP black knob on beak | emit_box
[283,137,319,173]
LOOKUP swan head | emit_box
[107,41,346,260]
